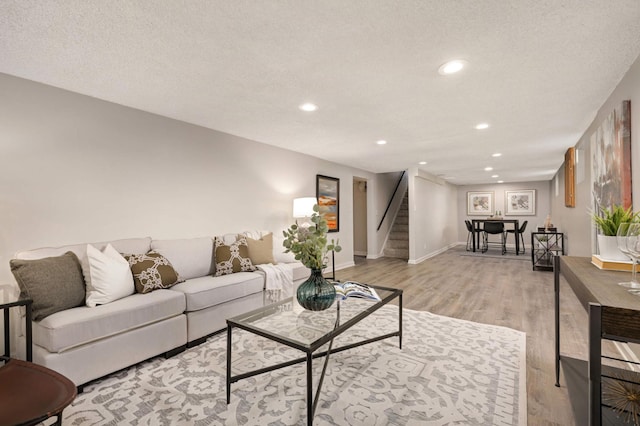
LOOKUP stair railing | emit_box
[377,170,406,231]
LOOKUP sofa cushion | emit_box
[170,272,264,312]
[214,236,256,276]
[31,289,186,353]
[14,237,152,262]
[10,252,86,321]
[245,233,276,265]
[124,251,184,294]
[151,237,214,280]
[83,244,135,307]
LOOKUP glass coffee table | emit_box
[226,283,402,426]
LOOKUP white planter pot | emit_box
[597,235,629,261]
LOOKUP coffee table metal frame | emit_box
[226,284,402,426]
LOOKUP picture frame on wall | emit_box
[316,174,339,232]
[505,190,536,215]
[467,191,494,216]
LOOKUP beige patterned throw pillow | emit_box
[124,251,183,294]
[214,235,257,276]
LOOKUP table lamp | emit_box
[292,197,316,220]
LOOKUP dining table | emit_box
[471,218,521,254]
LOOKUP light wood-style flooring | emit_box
[338,247,611,425]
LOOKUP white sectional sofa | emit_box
[10,233,308,388]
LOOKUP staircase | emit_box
[383,192,409,259]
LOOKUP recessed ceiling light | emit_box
[438,60,467,75]
[475,123,490,130]
[498,180,504,183]
[419,161,427,165]
[484,167,493,171]
[376,140,387,145]
[491,174,499,178]
[299,103,317,112]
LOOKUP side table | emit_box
[531,231,564,271]
[0,286,76,425]
[0,285,32,361]
[0,358,77,426]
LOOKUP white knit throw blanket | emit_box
[256,263,293,302]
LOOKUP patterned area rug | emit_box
[62,305,526,425]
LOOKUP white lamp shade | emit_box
[293,197,317,218]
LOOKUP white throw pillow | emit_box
[83,243,135,307]
[272,232,297,264]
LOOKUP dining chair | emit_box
[482,221,506,254]
[464,220,474,251]
[506,220,528,254]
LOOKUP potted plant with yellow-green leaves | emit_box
[592,204,639,261]
[283,204,342,311]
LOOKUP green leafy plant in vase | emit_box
[283,204,342,311]
[592,204,639,261]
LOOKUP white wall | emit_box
[552,54,640,256]
[408,169,459,263]
[457,180,552,249]
[0,73,381,283]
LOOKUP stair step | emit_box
[386,239,408,249]
[389,231,408,240]
[384,248,409,259]
[394,216,408,225]
[391,224,409,232]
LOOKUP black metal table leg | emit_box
[589,303,602,426]
[226,325,232,404]
[554,255,560,387]
[3,308,9,359]
[306,352,313,426]
[399,293,403,349]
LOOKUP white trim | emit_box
[335,261,356,271]
[367,252,383,259]
[408,243,457,264]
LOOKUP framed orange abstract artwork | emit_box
[316,175,339,232]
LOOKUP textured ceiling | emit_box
[2,1,640,184]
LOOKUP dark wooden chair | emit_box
[0,358,77,426]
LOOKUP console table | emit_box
[554,256,640,425]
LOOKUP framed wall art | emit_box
[591,100,632,211]
[505,190,536,215]
[316,174,339,232]
[467,191,493,216]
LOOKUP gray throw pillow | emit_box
[10,251,86,321]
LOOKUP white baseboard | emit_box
[408,243,458,264]
[335,261,356,271]
[367,252,383,259]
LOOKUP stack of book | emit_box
[591,254,640,272]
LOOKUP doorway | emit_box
[353,177,368,264]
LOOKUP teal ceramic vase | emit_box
[296,268,336,311]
